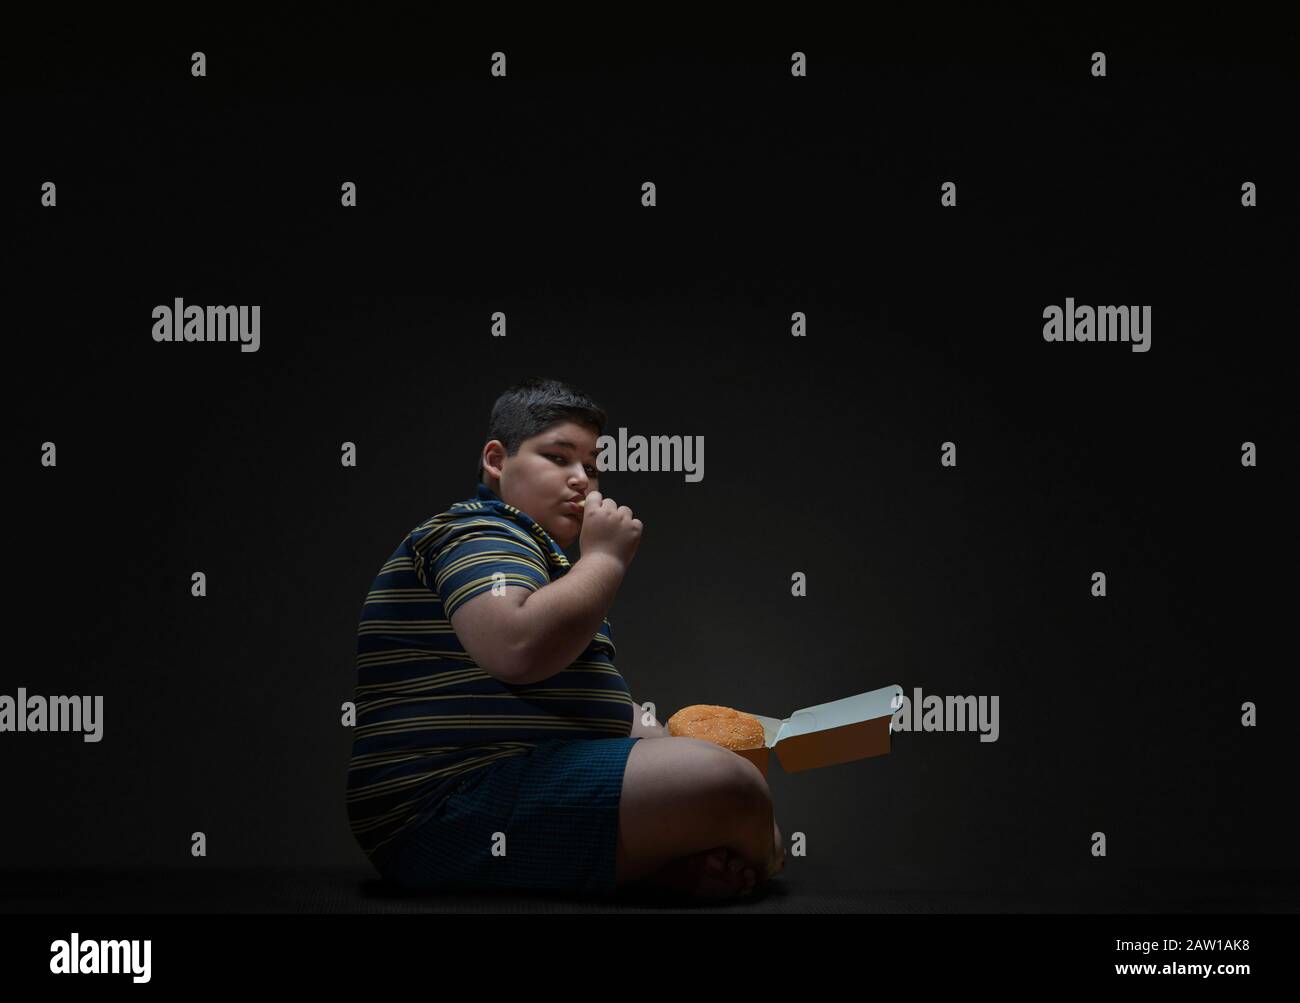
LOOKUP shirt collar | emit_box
[466,483,571,572]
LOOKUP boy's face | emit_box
[484,420,601,549]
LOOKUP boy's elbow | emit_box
[479,657,521,685]
[496,637,547,686]
[481,643,528,685]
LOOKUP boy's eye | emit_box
[546,454,596,476]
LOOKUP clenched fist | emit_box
[578,491,643,569]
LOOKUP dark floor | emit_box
[3,864,1297,913]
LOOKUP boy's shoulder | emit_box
[428,484,525,529]
[401,485,577,583]
[412,499,526,546]
[407,490,552,558]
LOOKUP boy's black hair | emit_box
[477,377,607,484]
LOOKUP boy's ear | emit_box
[481,439,509,478]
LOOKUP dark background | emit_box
[5,14,1295,905]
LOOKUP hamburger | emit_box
[666,705,768,774]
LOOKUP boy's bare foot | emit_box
[634,847,757,900]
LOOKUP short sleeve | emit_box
[427,517,551,620]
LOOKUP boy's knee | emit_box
[681,737,771,819]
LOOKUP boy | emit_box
[346,377,783,899]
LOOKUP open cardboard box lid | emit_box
[732,684,903,777]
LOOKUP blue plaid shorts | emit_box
[372,736,642,897]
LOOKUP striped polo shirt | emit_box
[346,482,634,861]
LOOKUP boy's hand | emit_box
[578,491,642,569]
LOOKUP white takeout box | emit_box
[728,684,904,777]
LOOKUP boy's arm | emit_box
[508,552,628,685]
[629,697,668,739]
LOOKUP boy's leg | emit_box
[614,736,778,895]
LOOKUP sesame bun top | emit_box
[666,704,766,751]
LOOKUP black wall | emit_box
[7,18,1293,888]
